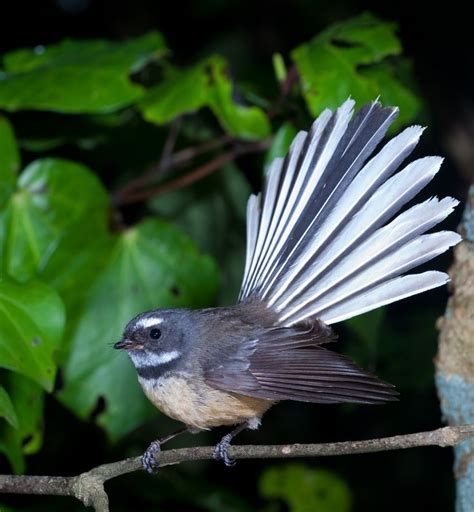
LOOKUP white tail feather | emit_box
[239,99,460,327]
[319,271,450,325]
[265,125,426,306]
[276,197,459,320]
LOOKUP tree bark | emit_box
[436,184,474,512]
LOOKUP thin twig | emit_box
[159,116,182,170]
[0,426,473,512]
[268,64,299,120]
[117,139,269,205]
[113,65,298,206]
[112,133,233,204]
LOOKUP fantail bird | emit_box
[114,99,461,473]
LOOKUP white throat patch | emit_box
[129,350,180,368]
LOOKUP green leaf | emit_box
[345,307,385,348]
[259,463,352,512]
[0,116,20,207]
[0,278,65,391]
[344,308,385,370]
[362,61,421,129]
[58,218,219,440]
[207,57,271,140]
[0,374,44,473]
[0,32,167,113]
[264,122,297,169]
[291,12,421,127]
[272,53,287,84]
[139,62,210,125]
[0,385,18,428]
[150,164,249,305]
[0,158,110,282]
[140,55,271,140]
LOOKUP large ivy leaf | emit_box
[150,164,249,305]
[58,218,219,440]
[0,32,167,113]
[291,12,421,128]
[0,374,44,473]
[0,116,20,207]
[259,463,352,512]
[140,55,271,140]
[0,158,110,282]
[0,278,65,391]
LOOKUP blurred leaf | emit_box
[362,61,421,128]
[150,164,249,305]
[0,116,20,207]
[0,373,44,473]
[40,231,113,362]
[0,278,65,391]
[264,121,297,169]
[207,56,271,139]
[58,218,219,440]
[0,158,110,282]
[0,32,167,113]
[140,61,209,124]
[0,385,18,428]
[345,308,385,349]
[291,12,421,128]
[259,463,352,512]
[272,53,287,84]
[128,466,256,512]
[344,308,386,374]
[140,55,271,139]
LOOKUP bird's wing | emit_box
[203,320,397,404]
[239,99,460,326]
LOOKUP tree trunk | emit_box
[436,184,474,512]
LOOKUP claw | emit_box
[213,433,236,467]
[142,440,161,474]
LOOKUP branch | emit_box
[116,139,269,205]
[112,133,234,205]
[113,66,298,206]
[0,426,473,512]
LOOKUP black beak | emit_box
[114,339,131,350]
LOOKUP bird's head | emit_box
[114,310,192,376]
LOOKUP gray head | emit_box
[114,309,193,378]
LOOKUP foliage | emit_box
[0,33,167,113]
[291,12,421,130]
[259,463,352,512]
[0,9,433,511]
[140,55,271,139]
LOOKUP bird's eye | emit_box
[149,328,161,340]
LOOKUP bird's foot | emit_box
[142,440,161,474]
[213,433,236,467]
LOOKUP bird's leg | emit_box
[142,427,189,474]
[213,419,259,467]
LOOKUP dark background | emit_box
[0,1,471,511]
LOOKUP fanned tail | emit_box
[239,99,460,326]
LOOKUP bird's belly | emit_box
[138,374,273,429]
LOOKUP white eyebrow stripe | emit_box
[130,350,181,367]
[137,317,163,329]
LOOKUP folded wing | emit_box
[204,320,397,404]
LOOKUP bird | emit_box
[114,98,461,473]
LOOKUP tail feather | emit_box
[319,271,450,325]
[239,99,460,326]
[264,126,428,307]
